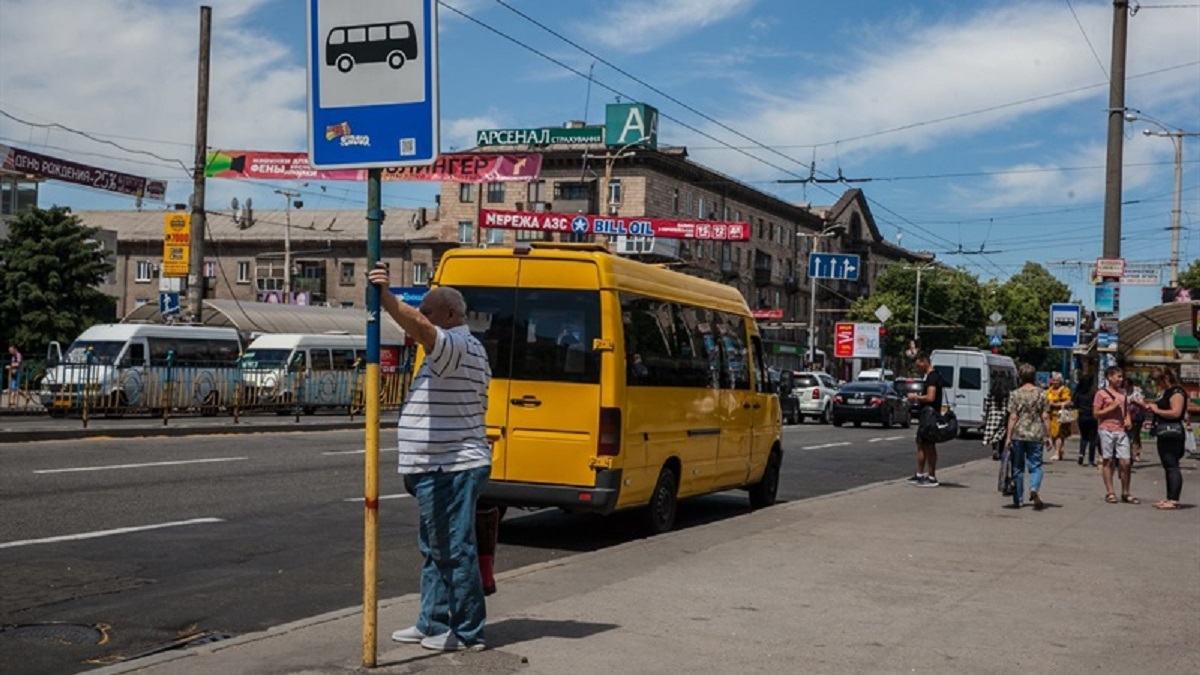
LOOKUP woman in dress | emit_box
[1143,366,1188,510]
[1005,363,1052,509]
[1045,372,1073,461]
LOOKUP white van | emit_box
[41,324,242,413]
[930,348,1017,433]
[856,368,895,382]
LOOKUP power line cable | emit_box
[1064,0,1109,79]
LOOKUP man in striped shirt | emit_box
[368,265,492,652]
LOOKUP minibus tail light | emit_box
[598,407,621,456]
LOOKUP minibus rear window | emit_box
[456,287,601,384]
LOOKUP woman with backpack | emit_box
[1074,376,1099,467]
[1004,363,1053,510]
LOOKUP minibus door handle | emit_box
[511,395,542,408]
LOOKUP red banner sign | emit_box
[480,209,750,241]
[751,309,784,319]
[205,150,542,183]
[835,323,855,358]
[0,144,166,201]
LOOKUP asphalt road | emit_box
[0,420,989,674]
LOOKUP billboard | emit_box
[480,209,750,241]
[1,143,166,201]
[206,150,542,183]
[834,323,881,359]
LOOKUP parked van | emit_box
[430,243,784,533]
[856,368,895,382]
[930,348,1017,433]
[40,324,242,414]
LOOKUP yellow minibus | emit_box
[430,243,782,533]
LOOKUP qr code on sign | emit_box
[400,138,416,156]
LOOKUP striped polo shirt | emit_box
[396,325,491,474]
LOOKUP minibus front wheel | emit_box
[749,448,782,509]
[645,464,679,535]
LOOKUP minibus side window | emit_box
[309,348,333,370]
[455,286,517,380]
[124,343,146,367]
[717,314,751,390]
[669,304,712,388]
[751,335,770,393]
[622,296,675,386]
[959,367,982,390]
[332,348,357,369]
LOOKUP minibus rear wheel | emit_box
[645,466,679,535]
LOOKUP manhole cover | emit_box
[0,623,106,645]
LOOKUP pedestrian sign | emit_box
[808,253,860,281]
[159,292,180,317]
[307,0,439,168]
[988,334,1002,348]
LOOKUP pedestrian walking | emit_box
[982,376,1010,460]
[1094,366,1139,505]
[905,352,946,487]
[1004,364,1052,509]
[1144,366,1188,511]
[368,265,494,652]
[1074,376,1099,466]
[6,344,23,392]
[1045,372,1072,461]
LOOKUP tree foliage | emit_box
[988,262,1072,370]
[1179,258,1200,288]
[0,206,115,353]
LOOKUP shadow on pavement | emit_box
[487,617,620,648]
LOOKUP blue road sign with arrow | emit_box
[807,253,861,281]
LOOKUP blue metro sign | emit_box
[808,253,861,281]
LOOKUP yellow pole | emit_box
[362,167,383,668]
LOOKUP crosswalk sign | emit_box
[988,334,1002,348]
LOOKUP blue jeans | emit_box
[403,465,490,644]
[1010,440,1044,506]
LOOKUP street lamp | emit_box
[798,224,845,368]
[599,141,643,216]
[1124,111,1199,288]
[903,262,938,346]
[273,188,302,302]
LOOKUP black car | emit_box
[831,381,912,428]
[893,377,926,419]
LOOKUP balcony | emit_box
[784,276,800,294]
[753,266,773,287]
[553,198,592,215]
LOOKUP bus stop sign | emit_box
[307,0,439,168]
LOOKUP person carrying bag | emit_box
[1145,366,1188,510]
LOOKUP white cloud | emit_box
[587,0,758,52]
[675,0,1198,208]
[444,115,503,150]
[0,0,304,209]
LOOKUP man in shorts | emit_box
[1093,366,1139,504]
[906,352,946,488]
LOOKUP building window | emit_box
[459,183,474,203]
[735,209,742,223]
[698,196,706,219]
[458,221,474,243]
[515,229,547,241]
[723,205,730,221]
[696,241,705,260]
[673,188,680,213]
[135,261,154,283]
[608,179,622,206]
[555,182,591,201]
[236,261,251,284]
[687,192,694,216]
[340,301,356,309]
[487,228,505,245]
[339,261,356,285]
[203,261,217,279]
[256,259,285,292]
[527,180,546,204]
[413,262,429,285]
[486,182,505,203]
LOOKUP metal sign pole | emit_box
[363,169,382,667]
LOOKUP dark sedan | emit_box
[831,381,912,429]
[893,377,926,419]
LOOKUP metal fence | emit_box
[20,357,412,426]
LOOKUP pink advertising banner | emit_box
[480,209,752,241]
[205,150,542,183]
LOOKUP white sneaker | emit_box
[421,632,484,652]
[391,626,429,644]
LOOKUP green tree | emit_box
[0,206,115,353]
[992,262,1072,369]
[1178,258,1200,288]
[848,263,987,368]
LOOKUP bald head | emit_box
[420,286,467,329]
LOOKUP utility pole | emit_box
[1126,112,1199,287]
[1101,0,1130,258]
[186,5,212,323]
[274,188,300,302]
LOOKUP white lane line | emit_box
[322,448,398,456]
[33,457,248,474]
[0,518,225,550]
[882,435,907,441]
[343,494,412,503]
[801,442,852,450]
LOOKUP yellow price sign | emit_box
[162,213,191,277]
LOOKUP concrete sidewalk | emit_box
[93,452,1200,675]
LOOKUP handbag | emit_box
[1057,408,1078,424]
[918,406,959,443]
[1152,418,1186,439]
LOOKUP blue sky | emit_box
[1,0,1197,315]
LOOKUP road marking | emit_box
[0,518,225,550]
[801,442,851,450]
[33,457,248,474]
[343,494,411,503]
[322,448,398,456]
[868,436,908,443]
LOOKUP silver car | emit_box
[783,371,838,424]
